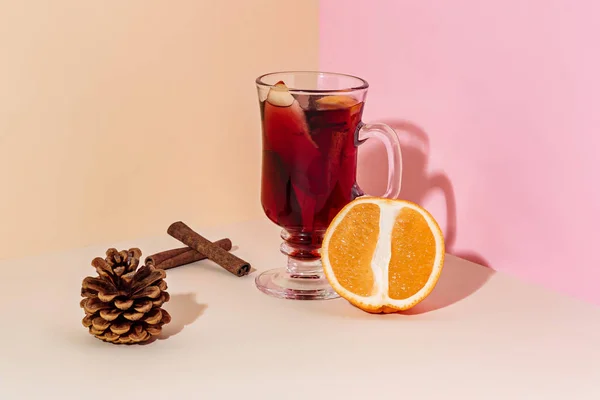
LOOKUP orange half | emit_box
[322,197,445,313]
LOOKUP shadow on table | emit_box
[158,293,206,340]
[401,254,494,315]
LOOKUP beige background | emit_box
[0,1,319,259]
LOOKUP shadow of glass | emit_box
[356,118,491,312]
[379,120,458,245]
[360,118,475,254]
[159,293,206,340]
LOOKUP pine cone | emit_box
[80,248,171,344]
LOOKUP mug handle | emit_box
[356,122,403,199]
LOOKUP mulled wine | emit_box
[260,84,364,253]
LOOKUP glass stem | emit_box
[286,257,323,278]
[279,228,325,278]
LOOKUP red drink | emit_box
[260,84,364,256]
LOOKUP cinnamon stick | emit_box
[145,238,232,270]
[167,221,251,277]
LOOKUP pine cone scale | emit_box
[99,309,121,321]
[132,286,161,299]
[151,295,167,308]
[144,309,162,325]
[131,264,153,284]
[81,288,98,299]
[114,298,134,310]
[134,300,153,313]
[98,292,119,303]
[82,277,118,297]
[83,298,112,313]
[123,312,145,321]
[103,331,119,342]
[146,326,162,336]
[131,270,166,293]
[82,315,94,327]
[161,309,172,324]
[110,321,131,335]
[92,317,111,331]
[91,258,114,279]
[90,326,105,336]
[121,271,135,286]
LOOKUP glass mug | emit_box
[255,71,403,300]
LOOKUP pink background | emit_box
[320,0,600,304]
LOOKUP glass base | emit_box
[255,258,340,300]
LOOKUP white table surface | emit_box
[0,218,598,399]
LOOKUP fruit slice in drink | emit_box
[263,81,319,159]
[314,95,363,207]
[261,149,303,228]
[263,82,321,230]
